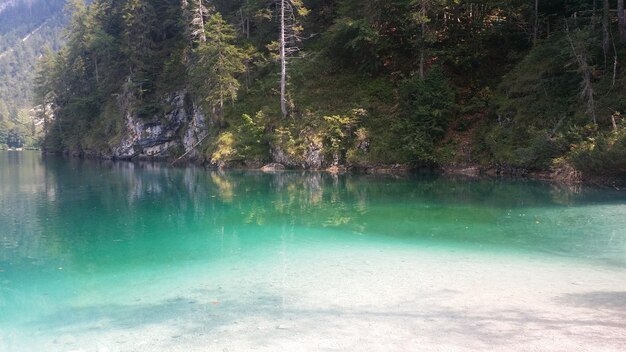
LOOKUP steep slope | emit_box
[32,1,626,181]
[0,0,66,148]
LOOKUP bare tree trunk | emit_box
[419,51,425,80]
[93,55,99,84]
[566,23,597,125]
[280,0,288,118]
[619,0,625,43]
[419,0,427,80]
[219,89,224,125]
[240,8,245,34]
[42,98,47,136]
[603,0,610,61]
[197,0,207,43]
[171,133,208,165]
[533,0,539,45]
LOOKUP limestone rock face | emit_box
[112,91,208,160]
[270,144,296,168]
[304,139,323,169]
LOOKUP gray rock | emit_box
[304,139,323,169]
[261,163,286,171]
[111,90,209,161]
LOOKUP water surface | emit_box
[1,151,625,351]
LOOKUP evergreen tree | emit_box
[190,11,250,123]
[182,0,210,45]
[0,99,9,121]
[122,0,157,78]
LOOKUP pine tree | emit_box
[122,0,156,77]
[33,48,57,134]
[188,0,209,44]
[0,99,9,122]
[189,11,250,123]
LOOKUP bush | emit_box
[207,111,270,164]
[391,67,457,163]
[568,128,626,177]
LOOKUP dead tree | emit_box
[566,22,597,125]
[618,0,625,43]
[277,0,304,118]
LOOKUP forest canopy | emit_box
[27,0,626,178]
[0,0,66,149]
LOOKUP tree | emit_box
[0,99,9,122]
[122,0,156,77]
[85,24,115,85]
[566,22,597,125]
[602,0,610,60]
[181,0,209,45]
[33,48,57,134]
[619,0,625,43]
[534,0,540,45]
[410,0,441,80]
[277,0,307,118]
[189,11,250,123]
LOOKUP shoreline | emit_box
[31,149,626,190]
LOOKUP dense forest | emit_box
[31,0,626,180]
[0,0,66,149]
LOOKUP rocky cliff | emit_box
[111,91,208,161]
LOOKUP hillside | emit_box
[0,0,66,149]
[33,0,626,182]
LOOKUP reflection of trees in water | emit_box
[4,153,626,268]
[0,152,58,262]
[210,171,235,203]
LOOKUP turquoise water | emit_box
[1,151,626,351]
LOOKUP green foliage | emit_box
[210,131,237,162]
[477,123,566,169]
[568,126,626,176]
[0,100,9,121]
[189,11,252,121]
[0,108,39,148]
[323,18,383,73]
[474,17,626,174]
[0,0,66,112]
[387,68,457,163]
[235,111,269,160]
[19,0,626,177]
[207,111,269,163]
[317,109,363,164]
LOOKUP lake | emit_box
[1,151,625,351]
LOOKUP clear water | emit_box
[1,151,625,351]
